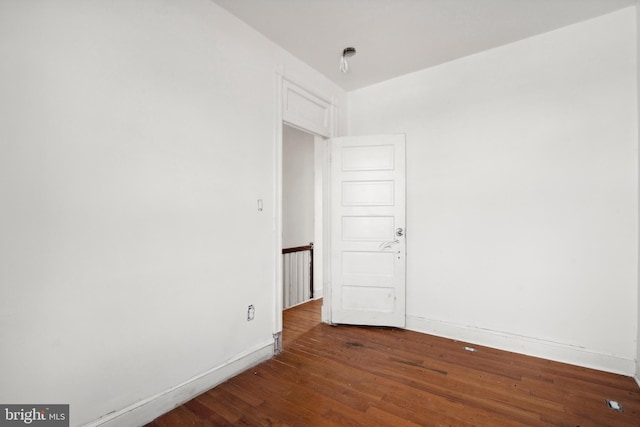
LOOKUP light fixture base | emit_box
[343,47,356,57]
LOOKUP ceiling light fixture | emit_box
[339,47,356,74]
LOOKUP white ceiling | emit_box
[211,0,636,91]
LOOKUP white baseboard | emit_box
[406,315,636,377]
[283,292,324,311]
[83,340,274,427]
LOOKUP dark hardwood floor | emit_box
[146,299,640,426]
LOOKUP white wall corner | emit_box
[406,316,636,377]
[82,341,274,427]
[331,95,339,137]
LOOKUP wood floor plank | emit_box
[284,325,556,424]
[145,298,640,426]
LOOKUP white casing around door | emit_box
[329,134,406,327]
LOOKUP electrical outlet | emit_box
[247,305,255,321]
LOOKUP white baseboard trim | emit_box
[83,340,274,427]
[283,293,324,311]
[406,315,635,377]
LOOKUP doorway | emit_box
[282,124,316,309]
[273,76,335,350]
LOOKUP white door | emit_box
[330,134,406,327]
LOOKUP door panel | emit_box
[342,145,395,170]
[342,181,395,205]
[342,216,394,241]
[330,134,406,327]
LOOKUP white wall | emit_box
[282,125,315,248]
[0,1,345,426]
[349,8,638,374]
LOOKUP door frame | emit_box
[274,71,337,346]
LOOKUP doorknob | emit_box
[396,228,404,237]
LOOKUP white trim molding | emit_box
[275,70,338,327]
[282,79,334,138]
[273,66,285,337]
[83,341,274,427]
[406,315,636,377]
